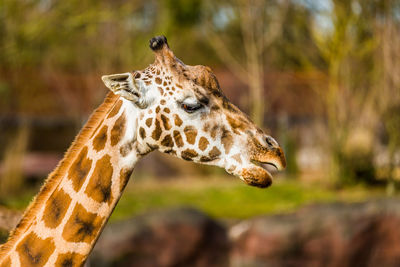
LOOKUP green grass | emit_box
[110,175,384,221]
[1,175,386,222]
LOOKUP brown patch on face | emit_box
[222,98,239,114]
[119,168,133,192]
[203,123,210,132]
[161,134,174,147]
[139,127,146,139]
[68,147,92,192]
[155,77,162,84]
[62,203,103,244]
[198,137,209,151]
[55,252,85,267]
[146,118,153,127]
[181,149,198,161]
[160,99,166,105]
[209,146,221,159]
[158,87,164,95]
[42,188,72,229]
[84,154,113,204]
[210,125,219,139]
[107,100,123,119]
[160,114,172,130]
[176,84,183,89]
[93,125,108,152]
[227,115,248,133]
[163,81,167,86]
[145,80,152,86]
[156,106,160,113]
[211,105,220,111]
[110,112,126,146]
[232,153,242,164]
[221,129,234,154]
[152,119,162,140]
[184,126,197,145]
[120,141,134,157]
[16,232,55,266]
[173,130,184,147]
[174,114,183,126]
[164,107,170,113]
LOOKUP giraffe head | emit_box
[102,36,286,187]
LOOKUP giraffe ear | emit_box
[101,72,141,102]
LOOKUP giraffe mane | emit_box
[0,92,119,257]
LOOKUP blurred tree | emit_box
[379,0,400,193]
[202,0,289,126]
[310,0,381,185]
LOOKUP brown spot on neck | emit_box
[62,203,103,244]
[16,232,55,266]
[120,141,135,157]
[110,112,126,146]
[68,146,92,192]
[55,252,85,267]
[42,188,72,228]
[84,154,114,204]
[93,125,108,152]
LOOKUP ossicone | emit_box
[149,35,169,51]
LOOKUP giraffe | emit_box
[0,36,286,266]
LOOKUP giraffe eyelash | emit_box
[181,102,203,113]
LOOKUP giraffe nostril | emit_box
[265,136,278,148]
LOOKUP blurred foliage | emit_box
[111,177,383,220]
[0,0,399,193]
[1,176,385,220]
[0,124,29,201]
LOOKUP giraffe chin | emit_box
[239,165,273,188]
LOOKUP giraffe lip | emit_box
[251,160,278,171]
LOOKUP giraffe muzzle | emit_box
[236,136,286,188]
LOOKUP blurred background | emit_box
[0,0,400,266]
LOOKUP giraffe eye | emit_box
[181,102,203,113]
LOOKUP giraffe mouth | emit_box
[235,157,284,188]
[256,161,279,171]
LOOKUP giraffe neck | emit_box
[0,93,144,266]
